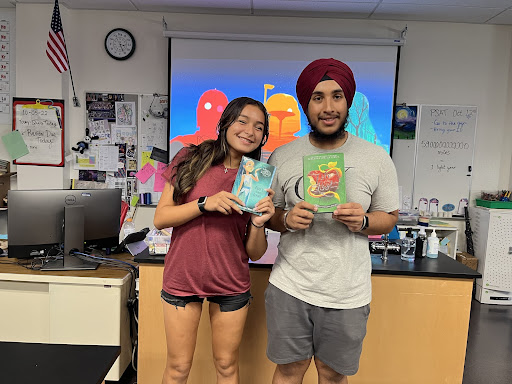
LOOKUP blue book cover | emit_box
[231,156,276,216]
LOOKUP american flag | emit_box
[46,0,69,73]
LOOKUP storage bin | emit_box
[475,199,512,209]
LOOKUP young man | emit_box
[266,58,399,384]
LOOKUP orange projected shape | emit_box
[264,93,301,152]
[269,110,295,139]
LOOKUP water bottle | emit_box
[123,217,136,239]
[400,230,416,262]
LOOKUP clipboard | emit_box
[13,97,65,167]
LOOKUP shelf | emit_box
[397,225,458,259]
[397,225,457,231]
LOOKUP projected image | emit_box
[170,59,396,162]
[169,46,398,266]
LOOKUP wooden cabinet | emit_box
[0,263,132,381]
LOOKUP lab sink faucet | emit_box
[370,234,401,261]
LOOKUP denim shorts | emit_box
[161,289,252,312]
[265,283,370,376]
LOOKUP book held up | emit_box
[303,153,346,213]
[231,156,276,216]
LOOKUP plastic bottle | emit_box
[400,229,416,262]
[123,217,136,239]
[415,227,427,259]
[427,228,440,258]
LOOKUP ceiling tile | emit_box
[381,0,512,6]
[254,0,376,13]
[373,3,504,23]
[64,0,137,11]
[486,8,512,24]
[131,0,250,13]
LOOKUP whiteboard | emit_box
[413,105,477,216]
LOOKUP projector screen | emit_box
[168,37,399,265]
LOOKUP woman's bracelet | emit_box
[250,219,264,229]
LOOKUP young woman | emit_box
[154,97,274,384]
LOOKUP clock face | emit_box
[105,28,135,60]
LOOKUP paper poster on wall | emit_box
[13,98,64,166]
[88,119,111,144]
[74,146,99,170]
[115,101,136,127]
[393,105,417,140]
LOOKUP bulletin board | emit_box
[412,105,477,216]
[77,92,168,206]
[81,92,138,203]
[13,97,64,166]
[137,94,169,205]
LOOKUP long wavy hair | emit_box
[172,97,269,203]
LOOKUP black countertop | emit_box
[370,252,481,279]
[136,250,481,280]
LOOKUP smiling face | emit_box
[307,80,349,144]
[225,105,266,160]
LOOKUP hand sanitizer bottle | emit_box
[427,229,439,258]
[401,229,416,262]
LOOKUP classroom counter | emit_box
[137,252,480,384]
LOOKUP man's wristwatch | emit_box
[360,215,369,231]
[197,196,208,213]
[283,210,296,232]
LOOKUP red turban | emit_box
[296,58,356,114]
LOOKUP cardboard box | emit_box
[456,251,478,271]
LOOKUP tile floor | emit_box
[109,298,512,384]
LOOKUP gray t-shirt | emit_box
[268,133,399,309]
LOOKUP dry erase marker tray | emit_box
[475,199,512,209]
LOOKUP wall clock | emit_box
[105,28,136,61]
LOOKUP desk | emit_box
[0,341,120,384]
[138,253,480,384]
[0,254,135,381]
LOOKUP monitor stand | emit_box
[41,205,99,271]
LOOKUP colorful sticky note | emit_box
[154,162,168,192]
[130,195,139,207]
[1,130,29,160]
[141,151,154,167]
[135,162,156,184]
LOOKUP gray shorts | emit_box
[265,283,370,376]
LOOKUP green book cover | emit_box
[303,153,346,213]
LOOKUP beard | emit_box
[308,114,349,143]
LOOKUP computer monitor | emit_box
[8,189,122,270]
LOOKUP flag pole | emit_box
[61,32,80,107]
[63,42,80,107]
[56,0,79,108]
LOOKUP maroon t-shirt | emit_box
[161,150,251,297]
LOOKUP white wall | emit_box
[13,5,512,233]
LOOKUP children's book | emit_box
[303,153,346,213]
[231,156,276,216]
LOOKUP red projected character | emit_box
[171,89,229,146]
